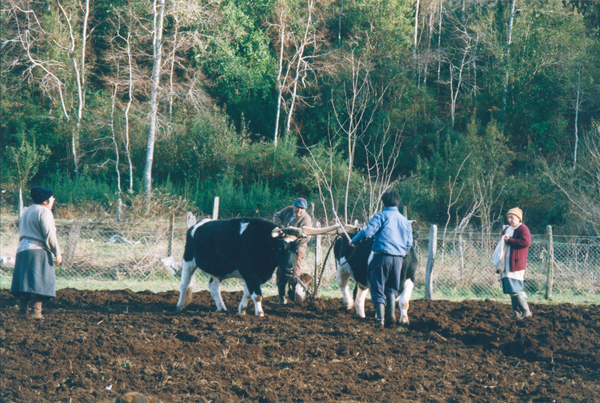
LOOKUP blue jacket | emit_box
[352,207,413,256]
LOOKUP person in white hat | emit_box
[501,207,532,319]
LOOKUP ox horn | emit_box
[271,227,306,242]
[300,224,359,236]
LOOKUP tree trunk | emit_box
[125,32,134,193]
[502,0,516,129]
[144,0,167,201]
[285,0,314,134]
[573,63,582,170]
[274,11,286,147]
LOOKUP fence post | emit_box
[212,196,220,220]
[186,212,197,228]
[545,225,554,300]
[167,213,175,257]
[403,206,407,218]
[314,221,322,297]
[425,224,437,300]
[458,233,465,272]
[116,198,122,222]
[18,188,24,218]
[62,221,82,270]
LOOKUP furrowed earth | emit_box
[1,288,599,403]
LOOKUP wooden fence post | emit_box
[186,212,197,229]
[213,196,219,220]
[116,198,122,222]
[314,221,322,297]
[167,213,175,257]
[18,188,24,218]
[458,233,465,272]
[62,221,82,270]
[545,225,554,300]
[425,224,437,300]
[403,206,407,218]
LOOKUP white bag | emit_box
[492,239,505,271]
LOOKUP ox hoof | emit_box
[238,310,247,316]
[258,312,264,317]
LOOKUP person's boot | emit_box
[506,294,521,319]
[277,283,288,305]
[18,294,31,318]
[30,295,44,320]
[374,303,385,329]
[516,292,532,319]
[385,294,396,328]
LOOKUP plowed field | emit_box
[1,289,599,402]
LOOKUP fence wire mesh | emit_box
[1,219,599,303]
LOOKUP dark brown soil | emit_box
[1,288,599,403]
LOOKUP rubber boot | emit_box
[385,294,396,328]
[18,294,31,318]
[374,303,385,329]
[506,294,520,319]
[516,292,532,319]
[277,283,288,305]
[30,295,44,320]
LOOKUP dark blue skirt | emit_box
[10,249,56,298]
[501,277,524,294]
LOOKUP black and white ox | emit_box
[176,218,305,316]
[334,231,419,325]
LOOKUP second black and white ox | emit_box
[334,235,418,324]
[176,218,305,316]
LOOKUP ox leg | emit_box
[208,277,228,312]
[354,285,369,318]
[250,293,264,317]
[238,284,251,315]
[176,259,197,311]
[244,276,264,317]
[336,260,354,311]
[398,279,414,325]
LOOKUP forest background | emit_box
[1,0,600,236]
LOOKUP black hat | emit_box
[31,186,53,204]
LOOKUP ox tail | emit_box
[183,228,195,262]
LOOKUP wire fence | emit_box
[1,218,600,303]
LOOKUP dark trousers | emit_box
[277,246,305,286]
[369,253,403,306]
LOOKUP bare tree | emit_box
[359,119,405,219]
[331,51,380,223]
[271,0,328,145]
[544,121,600,235]
[2,0,91,177]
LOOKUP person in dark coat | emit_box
[10,186,62,319]
[349,190,413,329]
[500,207,532,319]
[273,197,312,304]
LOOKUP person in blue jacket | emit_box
[349,189,413,328]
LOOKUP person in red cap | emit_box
[273,197,312,304]
[500,207,532,319]
[10,186,62,319]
